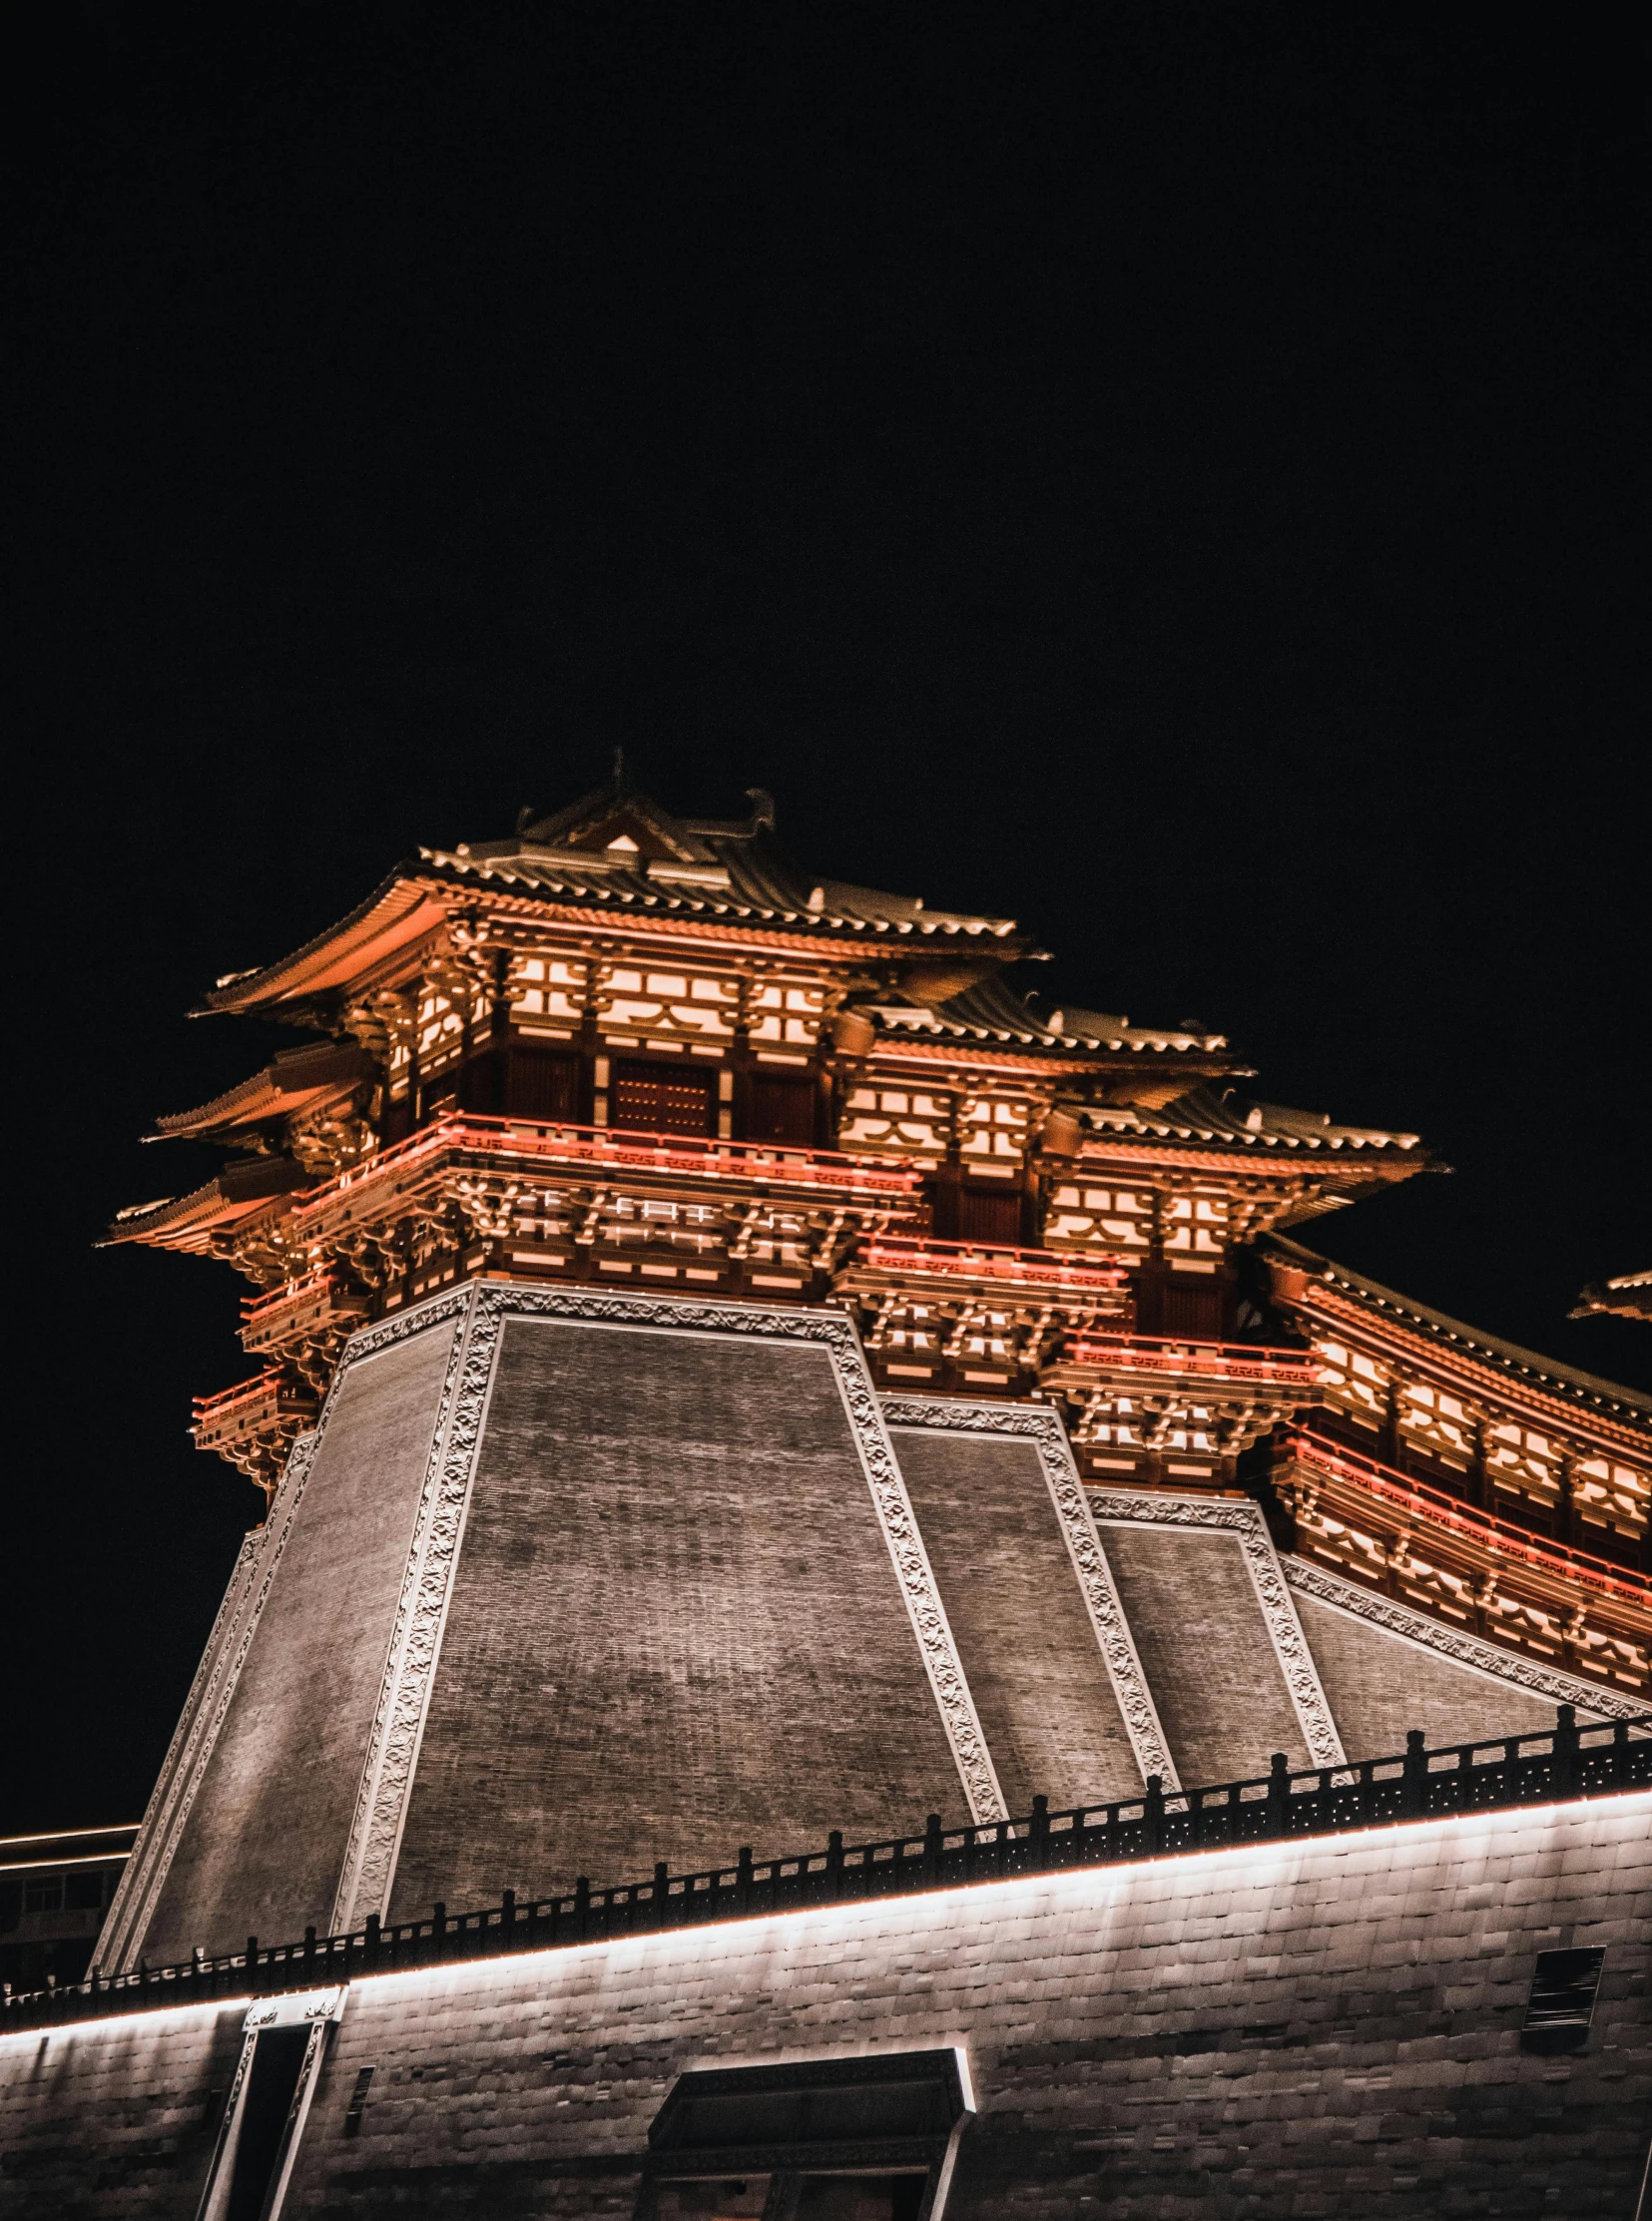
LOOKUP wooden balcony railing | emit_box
[302,1113,927,1214]
[7,1707,1644,2031]
[1062,1333,1323,1387]
[857,1236,1128,1292]
[1284,1430,1650,1607]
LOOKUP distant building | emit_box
[0,1825,137,1996]
[4,771,1647,2216]
[1572,1268,1652,1325]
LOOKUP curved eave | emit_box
[422,851,1021,942]
[867,1013,1228,1056]
[1268,1237,1652,1422]
[104,1161,310,1254]
[1081,1117,1424,1157]
[151,1049,376,1141]
[199,876,450,1015]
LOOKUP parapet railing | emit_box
[5,1706,1645,2033]
[1285,1429,1652,1605]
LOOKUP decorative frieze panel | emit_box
[1085,1489,1347,1770]
[880,1395,1180,1791]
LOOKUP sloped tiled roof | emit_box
[151,1043,376,1141]
[865,974,1228,1055]
[1082,1086,1422,1154]
[1266,1235,1652,1421]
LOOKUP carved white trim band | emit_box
[97,1521,268,1974]
[330,1289,489,1933]
[109,1287,474,1972]
[880,1395,1180,1793]
[104,1425,325,1972]
[1087,1490,1347,1770]
[1283,1554,1643,1721]
[332,1285,1008,1925]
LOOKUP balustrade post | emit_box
[826,1830,844,1901]
[1400,1730,1427,1819]
[573,1879,590,1940]
[246,1937,258,1976]
[501,1890,516,1950]
[364,1914,380,1970]
[1144,1777,1165,1856]
[1030,1795,1050,1870]
[431,1905,446,1960]
[1552,1705,1579,1800]
[1612,1719,1630,1788]
[737,1848,753,1915]
[923,1813,943,1886]
[654,1864,670,1930]
[1266,1754,1290,1838]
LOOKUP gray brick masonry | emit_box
[1095,1524,1310,1783]
[139,1326,458,1965]
[6,1794,1645,2217]
[889,1426,1143,1813]
[1294,1589,1563,1760]
[389,1319,965,1919]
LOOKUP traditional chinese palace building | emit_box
[5,770,1648,2219]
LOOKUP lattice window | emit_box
[1163,1192,1229,1260]
[959,1095,1030,1165]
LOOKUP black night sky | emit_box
[8,8,1646,1833]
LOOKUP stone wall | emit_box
[7,1792,1646,2217]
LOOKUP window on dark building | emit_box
[508,1045,579,1122]
[1522,1947,1607,2049]
[955,1187,1023,1247]
[747,1074,816,1145]
[613,1060,715,1138]
[1161,1284,1225,1341]
[642,2050,968,2221]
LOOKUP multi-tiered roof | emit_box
[112,769,1648,1696]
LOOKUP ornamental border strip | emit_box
[1086,1488,1347,1769]
[879,1395,1179,1790]
[1282,1555,1646,1720]
[16,1707,1645,2037]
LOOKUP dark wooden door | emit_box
[612,1059,715,1137]
[507,1046,579,1121]
[955,1185,1024,1247]
[747,1073,817,1144]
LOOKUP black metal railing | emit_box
[5,1705,1645,2033]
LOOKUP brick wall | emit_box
[1294,1591,1563,1760]
[889,1426,1143,1811]
[7,1793,1645,2217]
[140,1324,459,1965]
[1096,1524,1310,1782]
[390,1319,965,1920]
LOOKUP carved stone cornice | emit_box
[1085,1489,1347,1769]
[1282,1554,1644,1721]
[880,1394,1178,1792]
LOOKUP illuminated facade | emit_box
[6,770,1647,2215]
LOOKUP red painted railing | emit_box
[860,1236,1128,1291]
[1286,1430,1650,1609]
[1063,1334,1322,1386]
[302,1113,925,1211]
